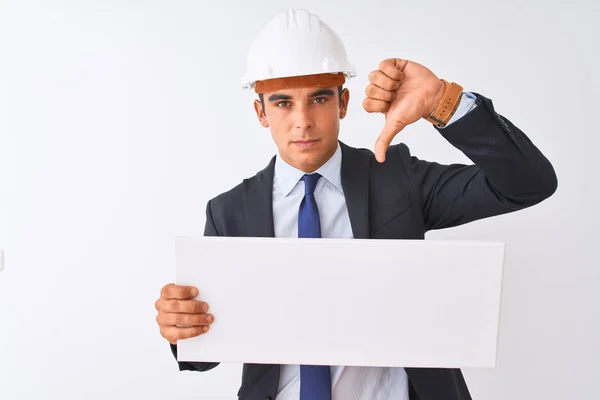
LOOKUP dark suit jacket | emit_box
[169,93,557,400]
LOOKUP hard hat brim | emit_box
[254,73,346,94]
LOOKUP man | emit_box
[154,9,557,400]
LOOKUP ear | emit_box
[339,88,350,119]
[254,99,269,128]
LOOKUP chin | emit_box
[296,153,326,168]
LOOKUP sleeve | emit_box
[397,93,557,231]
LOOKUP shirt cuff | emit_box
[439,91,477,128]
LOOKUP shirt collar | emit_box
[274,142,343,197]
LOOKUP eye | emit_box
[313,97,327,104]
[276,101,291,107]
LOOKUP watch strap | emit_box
[424,80,463,127]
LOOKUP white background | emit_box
[0,0,598,399]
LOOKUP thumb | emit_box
[374,119,406,163]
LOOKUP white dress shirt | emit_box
[272,93,477,400]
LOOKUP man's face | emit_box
[254,86,350,173]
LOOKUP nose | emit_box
[293,104,314,131]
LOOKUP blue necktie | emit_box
[298,173,331,400]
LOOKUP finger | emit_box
[368,70,401,92]
[363,97,390,114]
[161,283,199,300]
[157,312,214,327]
[160,325,209,344]
[375,121,407,163]
[162,299,209,314]
[365,83,396,103]
[378,58,408,81]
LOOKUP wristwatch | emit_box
[424,79,463,127]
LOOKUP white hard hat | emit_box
[241,9,357,90]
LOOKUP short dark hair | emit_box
[258,85,344,115]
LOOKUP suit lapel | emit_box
[340,142,370,239]
[242,156,276,238]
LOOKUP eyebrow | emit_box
[267,89,336,102]
[267,94,292,102]
[309,89,335,97]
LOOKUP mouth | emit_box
[293,139,320,149]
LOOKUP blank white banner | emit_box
[175,237,505,368]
